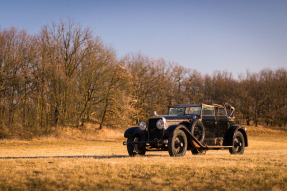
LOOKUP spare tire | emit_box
[190,120,205,143]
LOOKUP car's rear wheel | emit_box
[168,130,187,157]
[229,131,245,154]
[127,136,146,156]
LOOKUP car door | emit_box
[215,107,229,137]
[201,106,216,139]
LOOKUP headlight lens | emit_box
[139,121,147,130]
[156,118,166,130]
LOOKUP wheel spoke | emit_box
[234,136,242,152]
[194,126,202,140]
[174,136,184,153]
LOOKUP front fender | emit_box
[124,127,147,139]
[164,125,179,137]
[223,125,248,147]
[164,124,201,150]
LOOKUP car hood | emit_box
[150,115,200,121]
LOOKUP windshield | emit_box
[202,106,215,116]
[186,107,201,115]
[168,107,185,116]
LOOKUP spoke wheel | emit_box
[229,131,245,154]
[168,130,187,157]
[193,126,203,140]
[127,136,146,156]
[191,121,205,143]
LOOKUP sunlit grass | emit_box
[0,126,286,190]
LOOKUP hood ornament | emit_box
[153,111,158,116]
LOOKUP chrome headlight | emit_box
[139,121,147,130]
[156,118,166,130]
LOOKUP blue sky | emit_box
[1,0,286,77]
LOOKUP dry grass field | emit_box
[0,126,286,191]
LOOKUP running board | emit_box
[182,129,232,150]
[204,146,232,150]
[123,139,168,145]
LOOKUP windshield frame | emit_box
[168,106,202,116]
[185,106,202,115]
[168,107,186,116]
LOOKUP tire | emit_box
[127,136,146,156]
[190,120,205,143]
[168,130,187,157]
[229,131,245,154]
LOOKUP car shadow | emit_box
[0,154,165,160]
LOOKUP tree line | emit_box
[0,20,286,138]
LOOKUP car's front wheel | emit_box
[229,131,245,154]
[127,136,146,156]
[168,130,187,157]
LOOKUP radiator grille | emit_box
[148,118,164,140]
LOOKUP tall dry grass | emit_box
[0,125,286,190]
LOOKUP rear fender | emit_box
[124,127,147,139]
[223,125,248,147]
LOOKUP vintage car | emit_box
[123,103,248,157]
